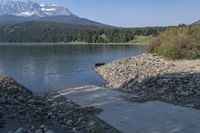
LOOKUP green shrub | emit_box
[146,25,200,59]
[0,91,4,97]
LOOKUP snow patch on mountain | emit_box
[18,11,34,17]
[42,8,56,11]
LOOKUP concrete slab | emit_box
[57,86,200,133]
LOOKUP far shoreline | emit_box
[0,42,147,46]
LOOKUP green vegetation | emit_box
[0,21,165,43]
[0,91,4,97]
[129,36,153,44]
[146,24,200,59]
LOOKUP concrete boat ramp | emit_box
[56,86,200,133]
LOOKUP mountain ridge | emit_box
[193,20,200,24]
[0,14,112,28]
[0,0,111,27]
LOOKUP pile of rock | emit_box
[96,54,176,88]
[95,53,200,110]
[0,77,119,133]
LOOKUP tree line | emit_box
[0,21,166,43]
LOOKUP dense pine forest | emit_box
[0,21,166,43]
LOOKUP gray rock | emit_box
[88,120,96,126]
[67,120,73,125]
[39,125,47,131]
[14,128,25,133]
[45,130,54,133]
[35,129,43,133]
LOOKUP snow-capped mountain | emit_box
[0,0,73,17]
[0,0,111,27]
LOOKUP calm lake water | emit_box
[0,44,144,94]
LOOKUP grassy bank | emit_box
[146,25,200,59]
[129,36,153,45]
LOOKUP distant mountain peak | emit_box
[0,0,73,17]
[0,0,111,28]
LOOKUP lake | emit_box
[0,44,144,94]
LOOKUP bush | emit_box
[146,25,200,59]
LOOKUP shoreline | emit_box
[0,42,147,46]
[0,77,119,133]
[95,53,200,110]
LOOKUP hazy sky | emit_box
[12,0,200,27]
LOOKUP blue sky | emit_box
[36,0,200,27]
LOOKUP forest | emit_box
[0,21,166,43]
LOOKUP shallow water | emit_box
[58,86,200,133]
[0,44,144,94]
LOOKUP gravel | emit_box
[95,53,200,110]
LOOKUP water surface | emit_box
[0,44,144,94]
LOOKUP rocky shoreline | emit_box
[95,53,200,110]
[0,77,119,133]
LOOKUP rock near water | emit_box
[0,77,119,133]
[95,53,200,110]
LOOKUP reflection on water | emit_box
[0,44,144,94]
